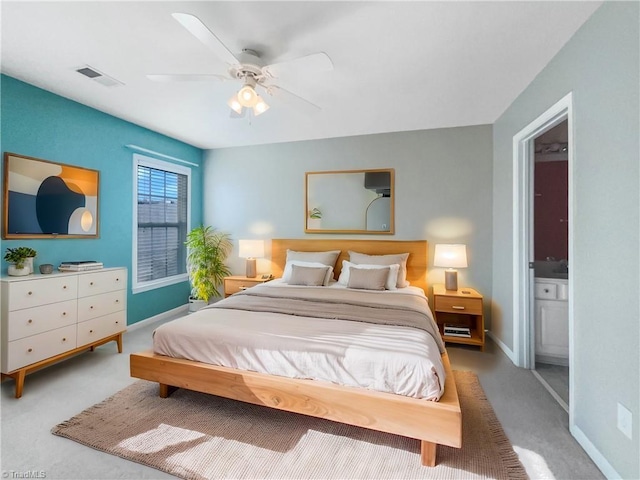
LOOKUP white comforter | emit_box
[153,280,446,400]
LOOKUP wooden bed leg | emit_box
[159,383,178,398]
[420,440,437,466]
[159,383,170,398]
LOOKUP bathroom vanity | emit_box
[535,277,569,365]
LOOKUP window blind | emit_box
[136,165,188,283]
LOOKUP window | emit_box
[132,154,191,293]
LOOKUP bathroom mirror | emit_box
[305,168,394,234]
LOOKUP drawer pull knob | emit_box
[90,282,94,286]
[28,319,33,324]
[63,285,67,289]
[62,312,67,316]
[452,305,465,310]
[90,305,94,309]
[116,278,120,282]
[28,291,33,296]
[544,288,549,293]
[115,321,119,324]
[115,300,119,303]
[27,348,32,353]
[89,329,93,333]
[62,337,67,342]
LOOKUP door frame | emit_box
[512,92,574,413]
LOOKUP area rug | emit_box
[52,371,528,479]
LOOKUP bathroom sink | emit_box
[543,272,568,280]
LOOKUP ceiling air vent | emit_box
[75,65,123,87]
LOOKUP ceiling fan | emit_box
[148,13,334,117]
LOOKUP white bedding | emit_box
[153,280,446,401]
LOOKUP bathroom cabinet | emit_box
[535,278,568,365]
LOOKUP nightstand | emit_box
[223,275,271,297]
[433,284,485,351]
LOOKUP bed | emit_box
[130,239,462,466]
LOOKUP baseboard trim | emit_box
[570,424,620,479]
[486,330,517,364]
[126,304,188,332]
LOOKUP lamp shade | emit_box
[434,244,468,268]
[238,239,265,259]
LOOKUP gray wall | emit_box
[492,2,639,478]
[203,125,493,314]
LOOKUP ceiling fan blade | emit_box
[265,85,321,114]
[172,13,239,66]
[147,74,227,82]
[263,52,333,79]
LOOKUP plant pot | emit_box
[8,265,30,276]
[25,257,34,274]
[188,297,207,313]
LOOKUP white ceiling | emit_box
[1,1,602,150]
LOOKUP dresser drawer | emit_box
[435,296,483,315]
[78,290,125,322]
[7,300,77,341]
[535,283,558,300]
[5,325,76,372]
[225,278,262,295]
[78,269,126,297]
[8,276,78,311]
[76,312,126,348]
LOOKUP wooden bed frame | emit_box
[130,239,461,466]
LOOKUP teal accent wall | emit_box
[0,75,203,324]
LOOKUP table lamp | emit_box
[434,244,468,291]
[238,239,264,278]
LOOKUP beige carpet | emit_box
[52,371,528,479]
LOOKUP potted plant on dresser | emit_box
[4,247,37,276]
[185,225,232,312]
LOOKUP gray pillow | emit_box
[347,266,390,291]
[288,264,330,286]
[348,251,410,288]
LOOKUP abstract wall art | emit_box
[3,153,100,238]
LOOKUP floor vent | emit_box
[75,65,123,87]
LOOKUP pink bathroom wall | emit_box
[534,161,568,260]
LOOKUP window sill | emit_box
[132,273,189,294]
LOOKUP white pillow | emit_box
[283,260,334,286]
[337,260,399,290]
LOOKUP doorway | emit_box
[512,93,574,419]
[532,120,570,411]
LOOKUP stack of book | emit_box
[444,324,471,338]
[59,261,104,272]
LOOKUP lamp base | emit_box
[444,270,458,291]
[245,258,257,278]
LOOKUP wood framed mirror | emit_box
[305,168,394,234]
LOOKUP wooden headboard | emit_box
[271,239,428,292]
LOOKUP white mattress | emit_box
[153,280,446,400]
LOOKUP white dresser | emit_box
[1,267,127,398]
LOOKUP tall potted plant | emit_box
[185,225,232,312]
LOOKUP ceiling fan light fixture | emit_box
[227,95,243,114]
[253,96,270,116]
[237,84,258,107]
